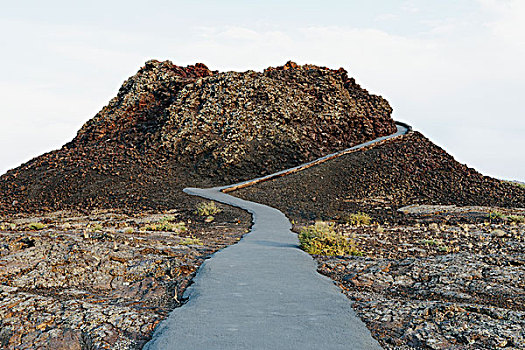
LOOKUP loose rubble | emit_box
[0,207,250,349]
[305,209,525,349]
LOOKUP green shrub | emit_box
[27,222,46,230]
[169,222,187,232]
[141,222,187,232]
[89,224,103,232]
[298,221,362,256]
[420,239,439,246]
[487,211,505,220]
[140,224,155,231]
[0,223,16,230]
[346,212,372,226]
[179,236,203,246]
[196,201,221,216]
[486,211,525,223]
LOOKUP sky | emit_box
[0,0,524,181]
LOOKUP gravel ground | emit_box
[235,132,525,222]
[307,208,524,349]
[0,205,250,349]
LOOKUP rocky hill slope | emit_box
[0,60,396,214]
[235,131,525,221]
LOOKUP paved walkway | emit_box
[144,123,410,349]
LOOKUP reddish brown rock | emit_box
[0,60,396,215]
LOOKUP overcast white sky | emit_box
[1,0,524,181]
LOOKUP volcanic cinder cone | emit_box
[0,60,397,214]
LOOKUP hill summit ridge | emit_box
[1,60,396,213]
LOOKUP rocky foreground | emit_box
[301,206,525,349]
[0,205,250,349]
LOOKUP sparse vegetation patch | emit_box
[486,211,525,224]
[298,221,362,256]
[419,239,439,246]
[345,212,372,226]
[179,236,203,246]
[196,201,222,216]
[140,221,187,233]
[89,224,103,232]
[27,222,46,230]
[487,211,505,220]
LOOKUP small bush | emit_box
[27,222,45,230]
[487,211,505,220]
[123,227,134,234]
[140,224,156,231]
[196,201,221,216]
[89,224,103,232]
[168,222,187,232]
[0,223,10,231]
[298,221,361,256]
[507,215,525,223]
[179,236,203,246]
[141,222,187,233]
[346,212,372,226]
[420,239,439,246]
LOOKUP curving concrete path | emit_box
[144,123,410,350]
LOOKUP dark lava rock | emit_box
[0,208,251,349]
[0,60,396,214]
[235,132,525,221]
[315,222,525,350]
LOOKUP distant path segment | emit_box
[144,122,411,349]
